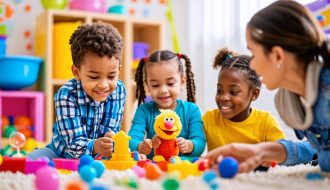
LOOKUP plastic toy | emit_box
[53,158,79,171]
[218,157,239,179]
[153,109,182,161]
[9,131,26,157]
[132,165,146,178]
[40,0,68,9]
[69,0,106,13]
[163,177,180,190]
[0,56,43,90]
[102,131,136,170]
[167,160,202,179]
[108,4,126,15]
[25,160,48,174]
[0,157,26,173]
[145,163,163,180]
[79,165,97,183]
[53,22,81,80]
[91,160,105,178]
[202,170,217,184]
[34,166,60,190]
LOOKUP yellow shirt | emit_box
[202,108,286,151]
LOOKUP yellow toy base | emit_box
[102,160,136,170]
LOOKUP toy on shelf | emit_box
[132,42,149,70]
[9,131,26,157]
[69,0,106,13]
[40,0,68,10]
[102,131,136,170]
[153,109,182,162]
[0,56,43,90]
[0,91,45,141]
[108,4,126,15]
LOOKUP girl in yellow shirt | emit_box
[202,48,286,151]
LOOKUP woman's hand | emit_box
[206,142,287,173]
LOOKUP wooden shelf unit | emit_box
[35,10,164,143]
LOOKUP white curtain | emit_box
[187,0,298,140]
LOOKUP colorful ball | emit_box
[218,157,239,179]
[79,154,94,166]
[91,160,105,178]
[79,165,97,183]
[202,170,217,183]
[35,166,60,190]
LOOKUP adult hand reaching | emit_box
[206,142,287,173]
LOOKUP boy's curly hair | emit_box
[69,22,123,67]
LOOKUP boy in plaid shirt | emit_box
[28,23,126,159]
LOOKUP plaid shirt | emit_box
[47,78,126,158]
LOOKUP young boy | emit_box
[27,23,126,159]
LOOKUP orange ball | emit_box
[19,128,33,138]
[66,180,87,190]
[145,163,163,180]
[14,116,32,129]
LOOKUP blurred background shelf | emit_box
[35,10,164,143]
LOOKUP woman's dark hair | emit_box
[135,50,196,105]
[213,48,261,88]
[247,0,330,67]
[69,22,123,68]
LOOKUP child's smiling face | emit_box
[145,60,185,110]
[72,52,120,102]
[215,68,259,122]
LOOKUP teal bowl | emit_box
[108,5,126,15]
[0,56,43,90]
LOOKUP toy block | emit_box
[25,160,48,174]
[53,158,79,171]
[0,157,26,173]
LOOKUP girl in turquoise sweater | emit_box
[129,50,206,159]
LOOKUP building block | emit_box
[167,161,202,179]
[0,157,26,173]
[25,160,48,174]
[53,158,79,171]
[102,131,136,170]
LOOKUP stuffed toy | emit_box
[153,109,182,161]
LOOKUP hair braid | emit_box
[135,58,147,106]
[181,54,196,103]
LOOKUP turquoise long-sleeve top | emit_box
[129,99,206,159]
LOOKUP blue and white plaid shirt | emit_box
[47,78,126,158]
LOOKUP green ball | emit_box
[3,125,16,138]
[163,178,180,190]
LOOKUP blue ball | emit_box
[202,170,217,184]
[91,161,106,178]
[48,161,55,168]
[79,165,97,183]
[80,154,94,166]
[218,157,239,179]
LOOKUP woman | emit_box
[207,0,330,173]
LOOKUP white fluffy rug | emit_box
[0,164,329,190]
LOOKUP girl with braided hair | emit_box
[203,48,286,152]
[128,50,206,159]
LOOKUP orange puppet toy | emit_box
[153,110,182,161]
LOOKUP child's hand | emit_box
[151,135,161,149]
[138,139,153,155]
[176,137,193,154]
[93,137,114,157]
[104,130,115,138]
